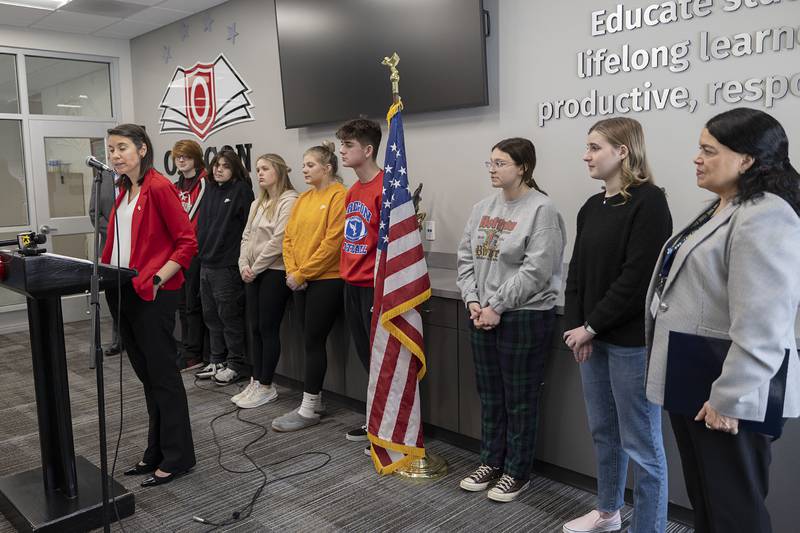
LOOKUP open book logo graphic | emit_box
[159,54,254,140]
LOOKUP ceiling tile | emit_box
[61,0,149,18]
[0,4,51,27]
[123,0,164,5]
[92,18,161,39]
[126,6,188,25]
[32,10,122,33]
[158,0,228,12]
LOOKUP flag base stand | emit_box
[395,453,448,481]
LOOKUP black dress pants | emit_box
[108,283,196,473]
[669,413,772,533]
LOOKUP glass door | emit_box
[28,119,115,322]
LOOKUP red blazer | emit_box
[102,168,197,301]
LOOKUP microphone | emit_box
[85,155,113,174]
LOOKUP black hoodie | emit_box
[196,178,254,268]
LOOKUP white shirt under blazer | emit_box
[645,192,800,422]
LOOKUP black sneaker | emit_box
[486,474,530,502]
[346,424,368,442]
[459,464,502,492]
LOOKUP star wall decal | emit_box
[227,22,239,45]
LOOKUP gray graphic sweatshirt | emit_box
[457,189,566,313]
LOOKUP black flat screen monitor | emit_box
[274,0,488,128]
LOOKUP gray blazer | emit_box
[88,170,117,248]
[645,192,800,421]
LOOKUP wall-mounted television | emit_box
[274,0,488,129]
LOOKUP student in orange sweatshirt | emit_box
[271,141,346,432]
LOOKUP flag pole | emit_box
[380,51,448,481]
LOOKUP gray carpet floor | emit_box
[0,319,693,532]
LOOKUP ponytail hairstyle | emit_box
[107,123,153,190]
[305,141,343,183]
[209,148,251,186]
[588,117,654,203]
[491,137,547,195]
[253,153,295,221]
[705,107,800,216]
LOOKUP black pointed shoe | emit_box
[123,462,156,476]
[140,470,188,487]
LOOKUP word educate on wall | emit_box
[538,0,800,126]
[162,142,253,176]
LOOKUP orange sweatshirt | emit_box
[283,181,346,285]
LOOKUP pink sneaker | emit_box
[563,510,621,533]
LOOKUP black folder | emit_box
[663,330,790,438]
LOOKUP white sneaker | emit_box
[236,385,278,409]
[231,378,256,404]
[213,367,241,385]
[563,510,622,533]
[195,363,223,380]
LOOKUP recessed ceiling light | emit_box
[0,1,72,10]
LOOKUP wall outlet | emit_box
[424,220,436,241]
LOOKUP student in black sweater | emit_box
[562,118,672,533]
[195,148,254,385]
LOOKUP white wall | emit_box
[128,0,800,257]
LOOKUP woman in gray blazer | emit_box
[645,108,800,533]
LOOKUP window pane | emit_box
[0,120,29,226]
[51,233,94,261]
[45,137,105,218]
[0,54,19,114]
[26,56,112,118]
[0,231,26,308]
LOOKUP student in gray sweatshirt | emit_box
[456,137,566,503]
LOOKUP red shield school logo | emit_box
[159,54,253,141]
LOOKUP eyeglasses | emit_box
[174,155,190,161]
[484,160,514,170]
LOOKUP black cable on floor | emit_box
[190,378,332,529]
[108,207,128,533]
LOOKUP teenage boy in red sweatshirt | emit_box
[337,119,383,447]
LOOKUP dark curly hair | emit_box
[705,108,800,216]
[209,148,252,186]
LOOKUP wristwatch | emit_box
[153,274,162,289]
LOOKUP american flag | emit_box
[366,101,431,474]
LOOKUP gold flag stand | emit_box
[381,51,449,482]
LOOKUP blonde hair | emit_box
[589,117,654,202]
[305,140,343,183]
[252,154,295,222]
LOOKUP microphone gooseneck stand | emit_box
[89,166,112,533]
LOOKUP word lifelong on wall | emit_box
[537,0,800,126]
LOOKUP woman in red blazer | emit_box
[102,123,197,487]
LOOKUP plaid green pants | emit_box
[470,308,556,480]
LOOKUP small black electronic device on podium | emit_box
[0,249,136,532]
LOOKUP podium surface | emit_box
[0,250,136,532]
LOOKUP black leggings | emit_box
[246,269,292,384]
[293,278,344,394]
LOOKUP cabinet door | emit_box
[458,330,482,439]
[419,323,459,432]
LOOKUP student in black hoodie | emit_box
[196,148,254,385]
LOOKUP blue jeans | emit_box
[579,340,667,533]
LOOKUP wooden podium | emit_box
[0,250,136,532]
